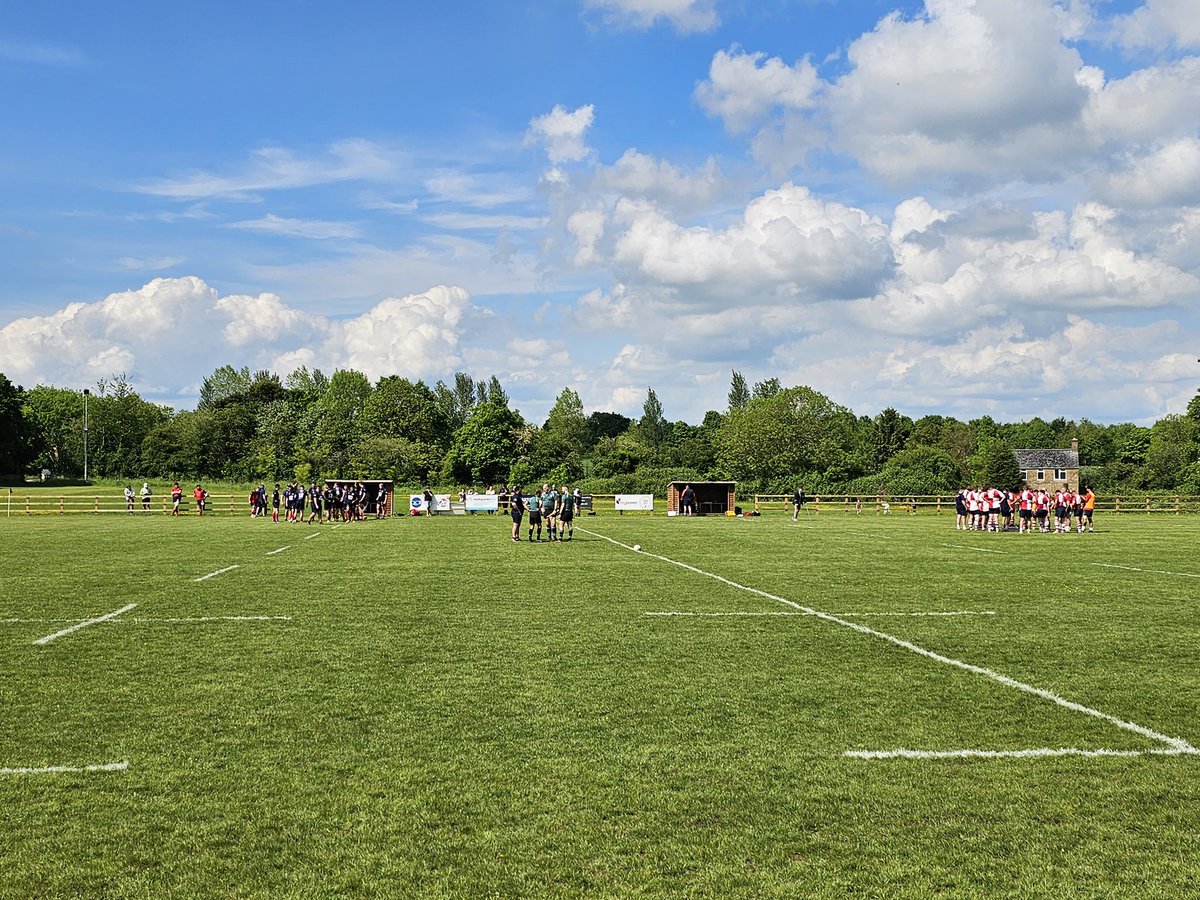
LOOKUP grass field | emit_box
[2,509,1199,898]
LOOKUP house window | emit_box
[1035,469,1044,481]
[1054,468,1067,481]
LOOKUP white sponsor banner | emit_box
[434,494,452,512]
[465,494,499,511]
[410,494,427,513]
[615,494,654,511]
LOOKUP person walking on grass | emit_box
[792,487,805,521]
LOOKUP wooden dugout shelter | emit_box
[322,479,394,517]
[666,481,737,516]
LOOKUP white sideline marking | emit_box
[1,618,84,624]
[195,565,240,582]
[304,533,320,540]
[33,604,137,646]
[1093,563,1200,579]
[942,543,1003,554]
[845,747,1195,760]
[0,761,129,776]
[645,610,997,618]
[580,527,1198,757]
[266,546,292,556]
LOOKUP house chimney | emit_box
[1071,438,1079,452]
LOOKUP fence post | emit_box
[26,496,31,514]
[60,496,65,514]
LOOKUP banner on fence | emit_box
[465,493,499,512]
[614,494,654,512]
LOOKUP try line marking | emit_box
[195,565,240,582]
[941,543,1003,554]
[579,527,1198,759]
[845,747,1196,760]
[266,546,292,556]
[1092,562,1200,579]
[0,761,129,776]
[33,604,137,646]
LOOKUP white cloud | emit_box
[136,140,400,200]
[525,105,595,165]
[582,0,719,34]
[827,0,1090,184]
[694,47,821,134]
[609,182,891,301]
[227,214,360,240]
[0,39,86,66]
[1083,57,1200,147]
[1113,0,1200,50]
[0,277,474,404]
[592,149,726,210]
[1102,137,1200,208]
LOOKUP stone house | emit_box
[1013,439,1080,493]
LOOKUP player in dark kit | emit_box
[557,484,575,541]
[510,488,525,541]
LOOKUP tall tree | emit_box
[638,388,668,448]
[22,385,84,475]
[0,374,33,476]
[752,377,782,400]
[544,388,588,456]
[728,371,750,411]
[198,365,252,410]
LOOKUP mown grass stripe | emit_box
[583,526,1197,755]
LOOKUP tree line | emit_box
[2,366,1199,496]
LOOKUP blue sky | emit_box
[1,0,1197,426]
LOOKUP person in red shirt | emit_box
[193,484,206,516]
[171,482,183,517]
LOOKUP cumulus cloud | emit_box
[591,150,726,210]
[694,47,822,134]
[827,0,1090,184]
[1101,137,1200,208]
[1112,0,1200,50]
[582,0,720,34]
[525,105,595,165]
[0,277,474,405]
[609,182,891,301]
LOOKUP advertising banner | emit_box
[465,493,499,512]
[614,494,654,512]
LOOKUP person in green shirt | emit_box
[557,483,576,541]
[540,484,559,542]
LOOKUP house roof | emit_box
[1013,449,1079,469]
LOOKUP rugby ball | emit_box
[633,544,642,552]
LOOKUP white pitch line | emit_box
[1092,563,1200,579]
[195,565,240,582]
[1,618,87,624]
[942,543,1003,554]
[304,533,320,540]
[644,610,996,618]
[33,604,137,646]
[580,527,1198,756]
[266,546,292,556]
[845,747,1194,761]
[0,761,129,776]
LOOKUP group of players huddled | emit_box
[955,485,1096,534]
[249,481,388,524]
[507,483,580,543]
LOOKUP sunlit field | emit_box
[2,509,1199,897]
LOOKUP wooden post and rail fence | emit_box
[5,490,1200,516]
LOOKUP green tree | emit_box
[715,385,855,490]
[970,438,1021,488]
[637,388,668,449]
[0,373,33,476]
[362,377,450,448]
[728,371,750,411]
[544,388,589,457]
[441,402,525,486]
[23,385,84,475]
[198,365,252,410]
[752,377,781,400]
[870,407,913,467]
[586,411,632,447]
